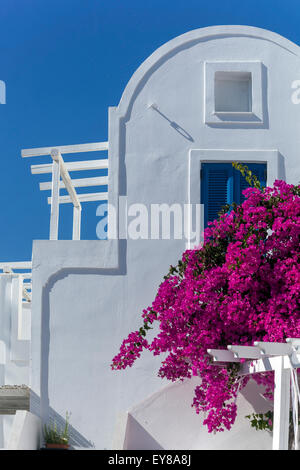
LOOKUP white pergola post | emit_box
[272,355,291,450]
[11,276,23,341]
[72,205,82,240]
[49,157,60,240]
[51,148,82,240]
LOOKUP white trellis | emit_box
[21,142,109,240]
[207,339,300,450]
[0,262,32,303]
[0,262,32,363]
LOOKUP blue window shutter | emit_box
[201,163,233,227]
[201,162,267,228]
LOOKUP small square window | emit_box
[204,61,263,125]
[214,71,252,113]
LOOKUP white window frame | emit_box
[204,61,264,125]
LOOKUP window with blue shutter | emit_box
[201,162,267,227]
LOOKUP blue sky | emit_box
[0,0,300,261]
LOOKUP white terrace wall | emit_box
[30,26,300,449]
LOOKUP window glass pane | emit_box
[201,163,233,227]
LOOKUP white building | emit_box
[0,25,300,449]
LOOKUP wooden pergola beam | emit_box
[22,141,108,157]
[207,340,300,451]
[31,158,108,174]
[47,192,108,205]
[0,262,32,271]
[39,175,108,191]
[51,149,81,209]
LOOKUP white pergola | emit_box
[21,142,109,240]
[207,339,300,450]
[0,261,32,303]
[0,262,32,363]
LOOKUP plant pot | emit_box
[45,443,69,450]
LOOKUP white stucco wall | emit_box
[122,378,273,450]
[30,26,300,449]
[6,411,41,450]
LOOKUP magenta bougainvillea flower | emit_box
[111,179,300,433]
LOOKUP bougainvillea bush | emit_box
[112,169,300,433]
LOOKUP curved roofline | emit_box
[117,25,300,118]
